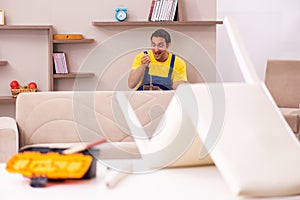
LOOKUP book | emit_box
[165,0,173,21]
[150,0,156,21]
[158,0,165,21]
[165,0,171,21]
[148,0,156,21]
[0,9,4,25]
[158,0,167,21]
[53,52,68,74]
[162,0,170,21]
[152,0,160,21]
[170,0,178,21]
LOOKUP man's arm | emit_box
[128,65,147,89]
[128,54,150,89]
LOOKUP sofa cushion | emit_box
[16,91,174,148]
[265,60,300,108]
[279,107,300,133]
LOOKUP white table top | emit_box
[1,163,300,200]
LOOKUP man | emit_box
[128,29,187,90]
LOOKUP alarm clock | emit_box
[115,8,127,22]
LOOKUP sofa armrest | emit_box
[284,114,299,133]
[0,117,19,163]
[279,108,300,133]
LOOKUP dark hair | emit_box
[151,29,171,44]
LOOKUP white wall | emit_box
[217,0,300,82]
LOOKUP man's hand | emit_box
[141,54,151,66]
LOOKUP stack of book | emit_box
[148,0,178,22]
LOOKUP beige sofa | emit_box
[265,60,300,139]
[0,91,174,163]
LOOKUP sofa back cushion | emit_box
[16,91,173,148]
[265,60,300,108]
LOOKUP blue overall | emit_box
[137,54,176,91]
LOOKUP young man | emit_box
[128,29,187,90]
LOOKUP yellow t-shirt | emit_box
[132,50,187,90]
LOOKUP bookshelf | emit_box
[0,25,53,31]
[0,96,16,103]
[0,26,95,105]
[53,72,94,79]
[92,21,222,26]
[93,0,222,26]
[0,25,53,106]
[52,37,95,85]
[53,38,94,44]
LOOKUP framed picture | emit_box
[0,10,4,25]
[53,52,68,74]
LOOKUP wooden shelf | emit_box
[0,60,8,66]
[0,24,54,92]
[0,96,16,103]
[92,21,223,26]
[52,37,95,87]
[0,25,52,30]
[53,38,94,44]
[53,72,94,79]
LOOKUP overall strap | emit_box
[170,54,175,70]
[167,54,176,79]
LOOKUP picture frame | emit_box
[0,9,4,25]
[53,52,68,74]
